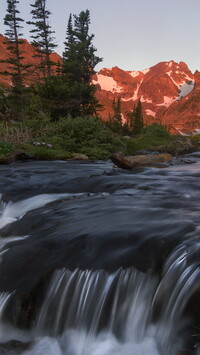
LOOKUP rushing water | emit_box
[0,155,200,354]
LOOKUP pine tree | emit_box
[112,97,123,128]
[63,10,102,83]
[27,0,57,77]
[61,9,102,116]
[0,0,29,119]
[37,9,102,118]
[128,99,143,134]
[127,105,135,132]
[62,14,77,80]
[1,0,24,88]
[134,99,143,134]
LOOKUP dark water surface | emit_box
[0,156,200,354]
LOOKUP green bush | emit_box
[125,123,173,154]
[27,146,72,160]
[142,123,171,139]
[0,141,15,156]
[40,116,126,158]
[191,135,200,144]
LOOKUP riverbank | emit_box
[0,117,197,163]
[0,134,199,165]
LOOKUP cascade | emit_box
[0,159,199,354]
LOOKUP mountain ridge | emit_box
[0,34,200,133]
[93,61,199,133]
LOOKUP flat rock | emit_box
[111,152,172,169]
[70,153,89,160]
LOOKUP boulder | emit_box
[70,153,89,160]
[111,152,172,169]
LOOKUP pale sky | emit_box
[0,0,199,73]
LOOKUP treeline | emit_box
[0,0,145,136]
[0,1,173,161]
[106,97,144,135]
[0,0,102,121]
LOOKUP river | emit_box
[0,154,200,354]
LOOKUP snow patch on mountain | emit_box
[166,70,194,100]
[129,68,149,79]
[141,68,150,75]
[181,72,194,81]
[141,96,152,103]
[146,109,156,117]
[166,71,180,88]
[121,97,132,102]
[157,96,177,107]
[133,80,143,100]
[121,113,126,124]
[178,81,195,99]
[93,74,123,93]
[129,71,140,78]
[122,80,143,102]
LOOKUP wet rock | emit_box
[0,151,36,165]
[110,152,172,169]
[70,153,89,160]
[122,135,131,140]
[134,150,160,155]
[0,340,31,354]
[169,157,196,166]
[178,349,193,355]
[173,136,195,156]
[15,152,36,160]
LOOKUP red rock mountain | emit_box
[93,62,199,133]
[0,34,200,133]
[0,34,60,87]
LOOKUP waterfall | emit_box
[0,159,200,354]
[0,244,199,354]
[35,268,157,337]
[18,241,197,355]
[0,293,12,320]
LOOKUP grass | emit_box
[124,123,175,154]
[0,120,188,162]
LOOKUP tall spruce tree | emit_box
[128,99,143,134]
[112,97,123,129]
[27,0,57,77]
[62,9,102,116]
[134,99,143,134]
[1,0,29,119]
[62,14,77,80]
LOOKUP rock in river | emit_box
[111,152,173,169]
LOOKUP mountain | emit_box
[93,61,199,133]
[0,34,60,87]
[0,34,200,133]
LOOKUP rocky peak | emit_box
[93,60,196,132]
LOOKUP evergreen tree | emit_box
[0,0,29,119]
[105,97,123,133]
[112,97,123,128]
[61,9,102,116]
[128,99,143,134]
[63,10,102,83]
[27,0,57,77]
[62,14,77,80]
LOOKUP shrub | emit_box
[0,122,32,144]
[0,141,15,157]
[142,123,171,139]
[39,116,126,158]
[125,123,173,154]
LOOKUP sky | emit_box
[0,0,200,73]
